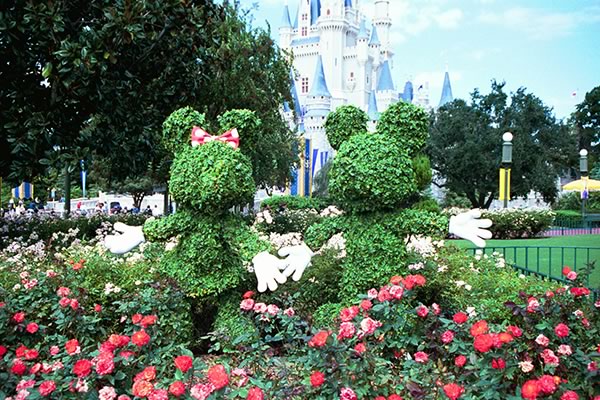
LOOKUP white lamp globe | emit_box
[502,132,513,142]
[580,149,588,156]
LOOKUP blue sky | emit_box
[236,0,600,119]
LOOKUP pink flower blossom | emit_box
[526,297,539,312]
[190,383,215,400]
[389,285,404,299]
[253,303,267,313]
[535,334,550,347]
[589,361,598,371]
[566,271,577,280]
[50,346,59,356]
[57,287,71,297]
[340,387,357,400]
[441,330,455,344]
[46,270,57,278]
[99,386,117,400]
[360,317,382,335]
[557,344,572,356]
[240,299,254,311]
[283,308,295,317]
[414,351,429,363]
[432,303,441,315]
[367,288,378,299]
[266,304,280,316]
[540,349,559,366]
[338,322,356,339]
[416,305,429,318]
[519,361,534,373]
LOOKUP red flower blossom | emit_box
[65,339,80,355]
[560,391,579,400]
[570,287,590,297]
[140,315,158,328]
[340,306,359,322]
[135,366,157,382]
[416,305,429,318]
[148,389,169,400]
[454,355,467,367]
[354,342,366,354]
[39,380,56,396]
[29,363,41,374]
[95,304,102,312]
[522,380,540,400]
[388,395,403,400]
[16,345,27,357]
[132,330,151,347]
[538,375,558,394]
[24,349,39,360]
[96,352,115,375]
[452,312,468,324]
[562,266,571,275]
[414,351,428,363]
[308,331,330,347]
[70,298,79,309]
[108,334,130,348]
[59,297,71,308]
[470,320,488,337]
[26,323,39,334]
[174,355,193,373]
[443,383,464,400]
[360,299,372,311]
[247,387,264,400]
[491,358,506,369]
[338,322,356,339]
[498,332,514,343]
[132,380,154,398]
[473,334,494,353]
[554,323,570,338]
[377,286,392,302]
[441,330,455,344]
[310,371,325,387]
[73,359,92,377]
[0,345,7,357]
[132,314,143,324]
[242,290,255,299]
[169,381,186,397]
[12,312,25,323]
[207,364,229,390]
[11,359,27,375]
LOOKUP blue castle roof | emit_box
[369,25,380,46]
[281,4,292,28]
[345,0,353,7]
[438,71,454,107]
[293,3,299,29]
[290,72,303,116]
[377,61,394,91]
[310,0,321,25]
[402,81,414,103]
[357,18,368,40]
[368,91,380,121]
[308,56,331,97]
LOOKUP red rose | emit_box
[24,349,39,360]
[12,312,26,323]
[454,355,467,367]
[148,389,168,400]
[470,320,488,337]
[491,358,506,369]
[521,380,540,400]
[132,314,143,324]
[390,275,403,285]
[70,298,79,309]
[65,339,80,355]
[132,330,151,346]
[375,397,386,400]
[29,362,41,374]
[441,330,455,344]
[416,305,429,318]
[498,332,514,343]
[554,323,569,338]
[443,383,464,400]
[135,366,157,382]
[73,359,92,377]
[11,359,27,375]
[570,287,590,297]
[308,331,330,347]
[388,395,403,400]
[310,371,325,387]
[26,323,39,334]
[560,391,579,400]
[132,380,154,398]
[340,306,359,322]
[174,355,193,373]
[473,334,494,353]
[96,352,115,375]
[0,345,7,356]
[39,380,56,396]
[247,387,264,400]
[414,351,428,363]
[538,375,557,394]
[207,364,229,390]
[507,325,522,337]
[169,381,186,397]
[242,290,255,299]
[562,266,571,275]
[354,343,366,354]
[140,315,158,328]
[95,304,102,312]
[360,300,372,311]
[452,312,468,324]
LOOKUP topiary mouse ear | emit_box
[376,101,429,157]
[217,109,261,149]
[162,107,207,155]
[325,105,368,151]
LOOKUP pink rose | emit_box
[367,289,378,299]
[240,299,255,311]
[414,351,429,363]
[566,271,577,280]
[441,330,455,344]
[338,322,356,340]
[416,305,429,318]
[360,317,382,335]
[557,344,572,356]
[266,304,280,316]
[535,334,550,347]
[283,308,295,317]
[540,349,559,366]
[253,303,267,313]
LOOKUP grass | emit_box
[451,235,600,288]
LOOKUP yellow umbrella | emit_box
[562,178,600,191]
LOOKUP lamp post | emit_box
[580,149,588,216]
[500,132,513,208]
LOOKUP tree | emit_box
[428,81,576,208]
[572,86,600,161]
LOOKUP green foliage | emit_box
[429,81,576,208]
[170,142,255,214]
[572,85,600,160]
[554,191,600,212]
[260,195,329,211]
[441,191,472,209]
[329,134,417,212]
[162,107,208,155]
[376,101,429,157]
[324,105,368,150]
[411,197,441,213]
[312,302,344,328]
[312,159,332,198]
[412,154,433,190]
[212,292,258,348]
[256,209,322,236]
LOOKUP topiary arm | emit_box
[387,209,449,239]
[143,211,196,242]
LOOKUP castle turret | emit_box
[369,25,382,89]
[318,0,346,99]
[376,60,398,110]
[402,80,414,103]
[438,70,454,108]
[279,3,293,50]
[373,0,391,55]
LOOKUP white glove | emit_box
[448,209,493,248]
[252,251,288,292]
[278,243,314,282]
[104,222,146,254]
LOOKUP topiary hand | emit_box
[449,209,493,248]
[252,251,288,292]
[104,222,146,254]
[278,243,314,282]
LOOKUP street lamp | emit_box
[500,132,513,208]
[580,149,588,216]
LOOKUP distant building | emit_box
[280,0,453,195]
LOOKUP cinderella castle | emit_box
[280,0,454,196]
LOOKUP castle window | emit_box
[327,9,331,15]
[302,13,308,21]
[350,72,354,78]
[301,27,308,36]
[301,77,309,93]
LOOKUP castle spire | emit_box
[345,0,353,7]
[438,71,453,107]
[310,0,322,25]
[357,18,368,40]
[367,91,380,121]
[369,25,381,46]
[281,3,292,28]
[376,60,394,91]
[402,80,414,103]
[309,56,331,97]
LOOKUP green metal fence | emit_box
[549,215,600,235]
[467,246,600,300]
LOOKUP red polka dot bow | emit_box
[191,127,240,149]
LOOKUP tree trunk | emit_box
[64,166,71,218]
[484,194,495,209]
[163,182,169,215]
[133,192,145,209]
[466,191,479,209]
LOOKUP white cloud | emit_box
[478,6,600,40]
[434,9,464,29]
